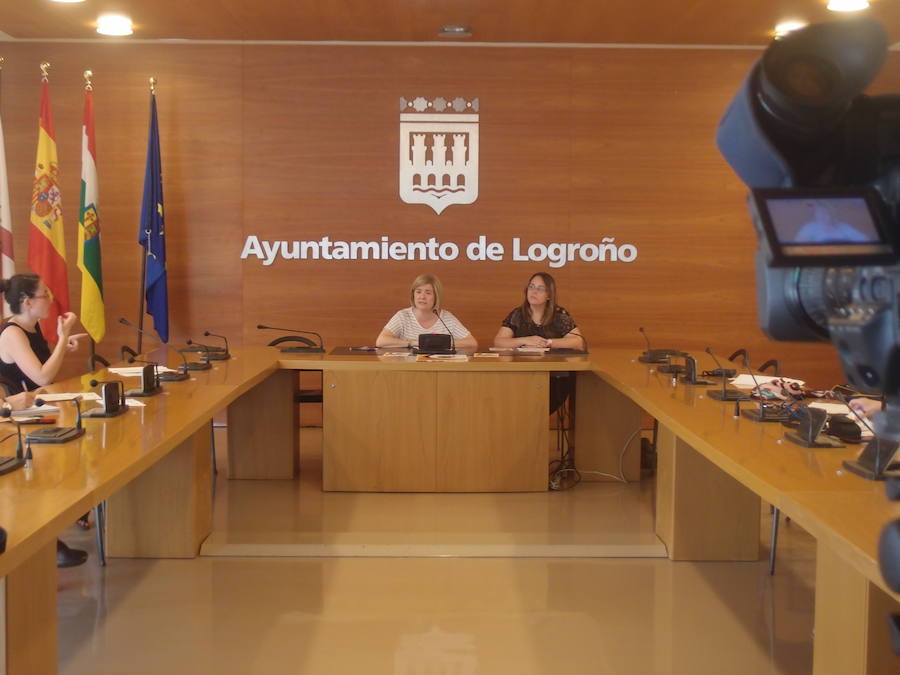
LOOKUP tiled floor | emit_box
[57,429,816,674]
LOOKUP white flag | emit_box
[0,110,14,317]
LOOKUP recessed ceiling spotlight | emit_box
[438,24,472,38]
[50,0,86,4]
[96,14,133,36]
[827,0,869,11]
[774,20,807,38]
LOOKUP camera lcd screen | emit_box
[751,188,897,266]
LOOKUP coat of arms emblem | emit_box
[399,96,479,215]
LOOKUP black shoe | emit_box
[56,539,88,568]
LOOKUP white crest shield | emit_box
[399,97,479,215]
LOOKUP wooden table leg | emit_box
[574,372,642,481]
[227,370,299,479]
[813,542,900,675]
[655,423,760,561]
[4,539,56,674]
[107,422,213,558]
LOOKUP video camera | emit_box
[716,16,899,444]
[716,15,900,647]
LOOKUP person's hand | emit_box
[66,333,88,352]
[519,335,550,348]
[57,312,78,341]
[849,397,880,419]
[5,391,36,411]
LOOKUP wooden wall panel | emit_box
[0,44,243,380]
[1,43,896,389]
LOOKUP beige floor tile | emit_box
[57,429,816,674]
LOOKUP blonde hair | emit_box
[409,273,443,311]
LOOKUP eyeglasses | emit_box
[527,284,548,292]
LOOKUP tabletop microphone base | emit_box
[0,456,24,475]
[26,427,86,443]
[707,389,751,401]
[125,386,162,398]
[742,407,792,423]
[83,407,128,419]
[184,362,212,371]
[158,370,190,382]
[784,431,845,448]
[841,438,900,481]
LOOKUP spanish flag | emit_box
[28,74,69,340]
[77,79,104,342]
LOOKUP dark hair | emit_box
[0,274,42,314]
[520,272,558,325]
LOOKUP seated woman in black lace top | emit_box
[493,272,584,351]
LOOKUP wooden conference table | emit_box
[0,345,897,674]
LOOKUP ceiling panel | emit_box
[0,0,898,45]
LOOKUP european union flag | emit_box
[138,92,168,342]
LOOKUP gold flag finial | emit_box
[149,76,156,94]
[40,62,50,81]
[0,57,5,71]
[84,70,93,91]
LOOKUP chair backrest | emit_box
[267,336,315,348]
[0,375,19,397]
[88,353,111,372]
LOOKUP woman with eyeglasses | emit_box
[376,273,477,350]
[0,273,89,568]
[493,272,585,351]
[0,274,86,392]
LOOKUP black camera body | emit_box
[716,16,900,623]
[717,16,899,426]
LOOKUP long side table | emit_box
[589,349,900,675]
[0,348,286,675]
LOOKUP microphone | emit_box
[183,340,213,370]
[118,317,192,380]
[126,358,163,396]
[84,379,128,418]
[836,393,900,481]
[28,396,85,443]
[637,327,679,364]
[201,330,231,360]
[739,356,791,423]
[0,410,25,476]
[432,309,456,353]
[120,345,138,361]
[702,346,737,379]
[257,324,325,353]
[679,355,713,386]
[705,347,750,402]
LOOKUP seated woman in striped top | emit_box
[375,273,477,351]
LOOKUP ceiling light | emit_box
[774,20,807,38]
[827,0,869,11]
[96,14,133,36]
[50,0,86,3]
[438,25,472,38]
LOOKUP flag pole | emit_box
[135,76,156,354]
[83,69,98,364]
